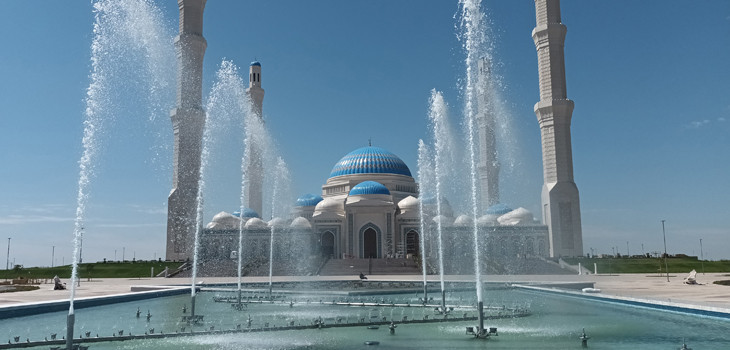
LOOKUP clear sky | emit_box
[1,1,728,268]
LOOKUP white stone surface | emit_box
[532,0,583,257]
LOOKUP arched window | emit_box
[405,230,419,256]
[320,231,335,258]
[363,228,377,258]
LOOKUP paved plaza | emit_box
[2,273,729,313]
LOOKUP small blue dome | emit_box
[233,208,260,218]
[485,203,512,215]
[250,61,261,67]
[296,194,323,207]
[329,146,412,178]
[349,181,391,196]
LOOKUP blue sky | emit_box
[1,1,728,268]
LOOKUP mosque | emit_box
[200,93,550,274]
[167,0,583,269]
[202,148,549,275]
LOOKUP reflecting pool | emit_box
[1,283,728,349]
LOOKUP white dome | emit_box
[212,211,233,220]
[432,215,452,226]
[453,215,473,227]
[477,214,499,226]
[268,217,287,228]
[206,222,226,230]
[290,216,312,229]
[497,207,535,226]
[398,196,419,210]
[314,197,344,214]
[244,217,268,229]
[397,196,419,217]
[210,211,242,230]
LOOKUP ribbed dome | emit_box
[329,146,411,178]
[268,217,287,228]
[211,211,241,229]
[497,207,535,226]
[314,198,344,213]
[397,196,419,210]
[296,194,323,207]
[250,61,261,67]
[349,181,391,196]
[290,216,312,229]
[244,217,268,229]
[485,203,512,216]
[232,208,260,219]
[453,215,473,227]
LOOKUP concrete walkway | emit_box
[1,273,729,310]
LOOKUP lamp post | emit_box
[626,241,629,257]
[52,246,55,268]
[699,238,704,275]
[5,237,10,270]
[661,220,669,282]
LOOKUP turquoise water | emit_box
[2,288,728,349]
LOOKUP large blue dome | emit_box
[349,181,391,196]
[329,146,412,178]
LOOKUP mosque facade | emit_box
[201,144,550,273]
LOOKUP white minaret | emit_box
[244,61,264,217]
[166,0,207,261]
[532,0,583,257]
[476,56,500,208]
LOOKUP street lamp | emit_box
[6,238,10,270]
[52,246,55,268]
[699,238,704,275]
[661,220,669,282]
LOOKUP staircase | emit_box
[317,258,420,276]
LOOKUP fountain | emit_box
[416,140,432,304]
[3,1,729,349]
[64,0,176,348]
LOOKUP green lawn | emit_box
[563,257,730,274]
[0,261,184,281]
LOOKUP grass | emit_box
[0,261,185,281]
[563,257,730,274]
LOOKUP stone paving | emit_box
[1,273,729,311]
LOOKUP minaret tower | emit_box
[532,0,583,257]
[476,56,500,208]
[166,0,207,261]
[244,61,265,217]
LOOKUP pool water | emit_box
[1,286,728,349]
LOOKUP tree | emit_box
[85,264,95,281]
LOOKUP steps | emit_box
[317,258,420,276]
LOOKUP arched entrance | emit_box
[363,228,377,258]
[405,230,419,256]
[320,231,334,258]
